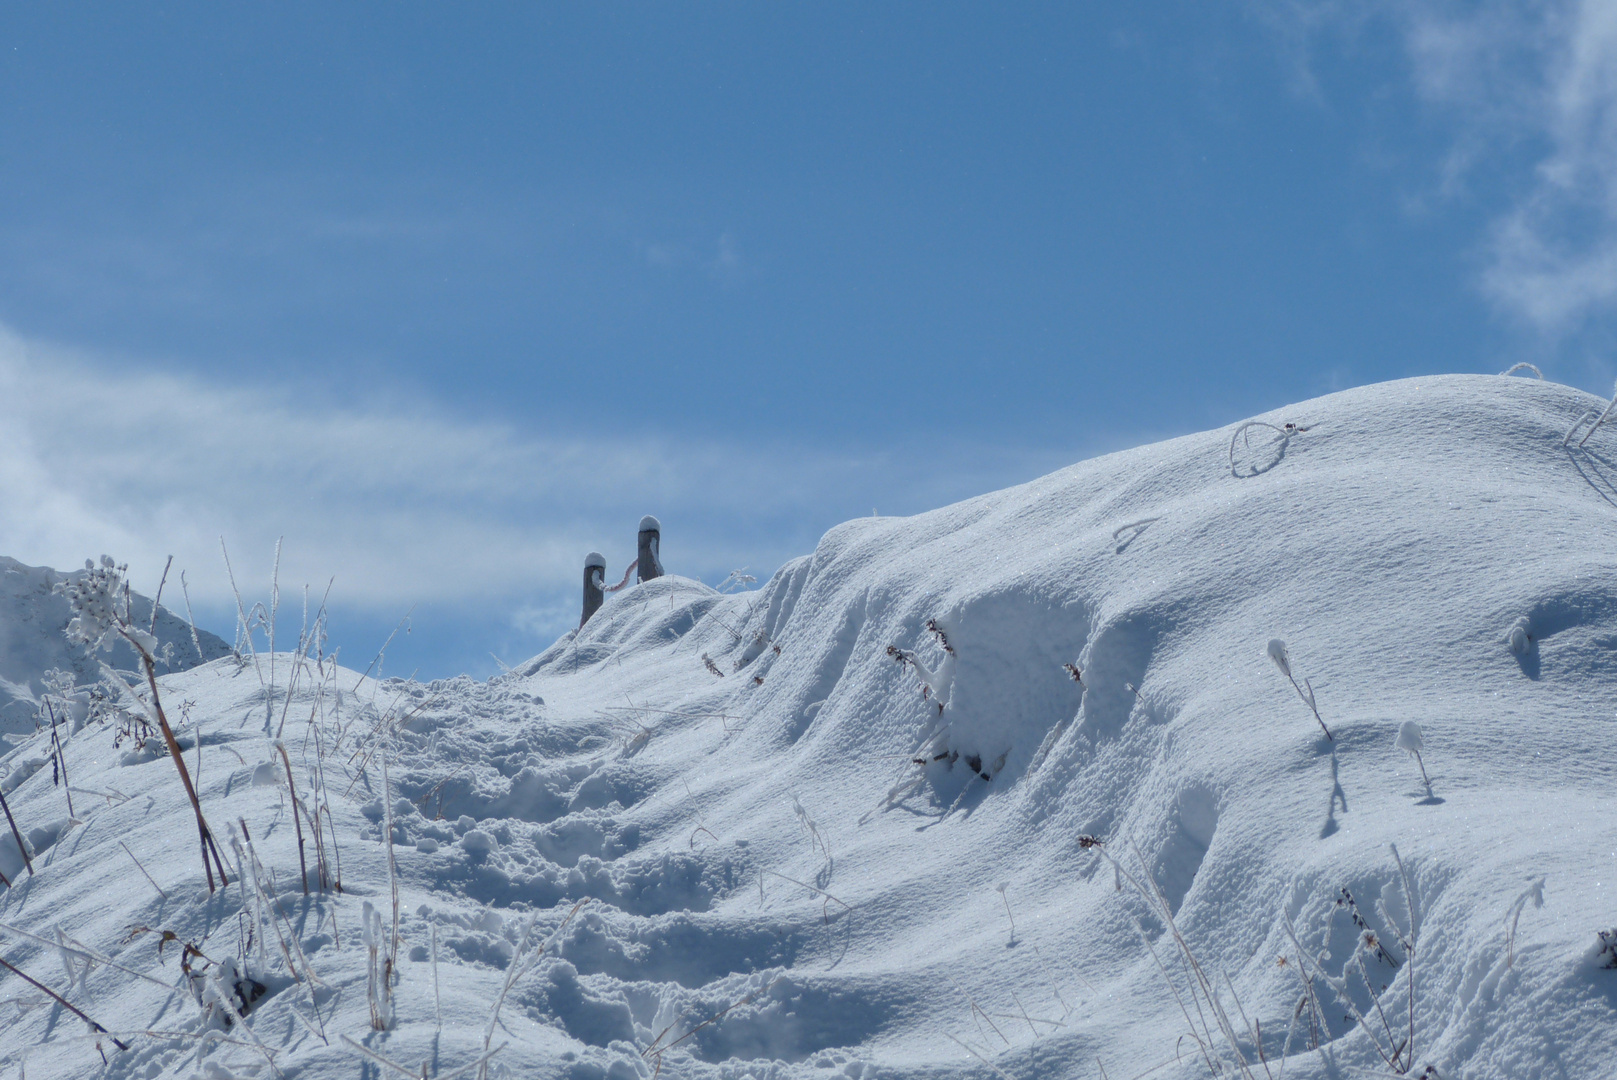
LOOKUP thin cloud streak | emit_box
[0,326,1080,631]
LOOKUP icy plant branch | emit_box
[1564,378,1617,448]
[1266,639,1331,741]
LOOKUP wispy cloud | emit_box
[0,325,1076,648]
[1467,1,1617,330]
[1263,1,1617,336]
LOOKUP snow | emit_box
[0,374,1615,1079]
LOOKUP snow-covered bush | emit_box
[1596,928,1617,969]
[886,619,957,716]
[733,628,772,671]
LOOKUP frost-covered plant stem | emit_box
[380,742,401,980]
[0,785,33,877]
[277,742,310,894]
[362,901,391,1031]
[0,953,128,1050]
[220,539,264,685]
[141,642,230,891]
[1565,378,1617,447]
[1229,420,1307,476]
[1506,878,1545,969]
[1267,640,1331,741]
[1395,722,1432,798]
[43,700,73,818]
[432,922,442,1030]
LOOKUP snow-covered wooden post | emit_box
[581,551,606,627]
[637,516,663,584]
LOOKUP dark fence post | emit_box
[581,552,606,627]
[637,516,663,583]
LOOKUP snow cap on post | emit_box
[637,516,663,584]
[581,551,607,628]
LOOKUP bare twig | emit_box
[148,556,173,635]
[44,700,73,818]
[0,786,32,877]
[0,953,128,1050]
[277,743,310,894]
[138,652,228,890]
[117,840,168,900]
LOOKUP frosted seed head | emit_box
[1507,616,1532,655]
[1396,721,1424,754]
[1267,639,1291,677]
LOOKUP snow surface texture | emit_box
[0,374,1615,1080]
[0,557,231,739]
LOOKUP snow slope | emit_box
[0,374,1615,1080]
[0,556,232,738]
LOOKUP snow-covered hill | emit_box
[0,374,1614,1080]
[0,556,232,739]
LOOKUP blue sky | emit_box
[4,3,1616,678]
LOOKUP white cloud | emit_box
[1280,1,1617,335]
[1470,1,1617,329]
[0,326,1076,632]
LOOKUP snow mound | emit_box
[1,375,1615,1080]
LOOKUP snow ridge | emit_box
[0,375,1615,1080]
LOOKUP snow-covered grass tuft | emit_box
[1081,840,1267,1079]
[1281,870,1426,1074]
[1596,929,1617,969]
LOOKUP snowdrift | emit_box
[0,374,1614,1080]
